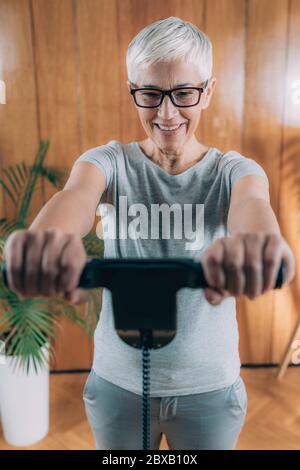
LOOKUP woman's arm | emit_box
[28,161,106,238]
[200,174,295,305]
[227,175,280,235]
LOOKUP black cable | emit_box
[141,330,151,450]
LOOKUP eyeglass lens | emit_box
[134,88,200,107]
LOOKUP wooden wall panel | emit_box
[0,0,299,368]
[238,0,289,363]
[205,0,249,361]
[205,0,245,153]
[272,0,300,363]
[0,0,39,216]
[30,0,91,370]
[76,0,121,147]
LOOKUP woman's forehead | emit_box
[138,81,196,88]
[135,62,202,88]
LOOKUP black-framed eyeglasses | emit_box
[130,79,210,108]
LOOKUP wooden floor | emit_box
[1,368,300,450]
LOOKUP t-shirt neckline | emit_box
[132,141,214,178]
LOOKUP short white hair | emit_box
[126,16,213,86]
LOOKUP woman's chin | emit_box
[154,133,188,148]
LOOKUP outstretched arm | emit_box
[200,175,295,305]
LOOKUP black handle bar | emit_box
[1,257,285,291]
[0,257,286,350]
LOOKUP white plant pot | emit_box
[0,341,49,447]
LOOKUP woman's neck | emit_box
[138,139,209,175]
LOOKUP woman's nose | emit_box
[157,95,180,118]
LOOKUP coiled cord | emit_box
[141,330,151,450]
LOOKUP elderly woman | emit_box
[5,17,295,450]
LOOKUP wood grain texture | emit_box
[272,0,300,363]
[0,0,299,367]
[238,0,290,363]
[30,0,91,370]
[0,0,39,218]
[205,0,245,152]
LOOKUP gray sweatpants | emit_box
[83,368,247,450]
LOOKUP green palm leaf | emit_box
[32,164,68,189]
[83,232,104,258]
[0,139,104,373]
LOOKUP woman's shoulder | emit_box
[215,147,260,165]
[78,139,133,160]
[102,139,136,156]
[214,147,268,185]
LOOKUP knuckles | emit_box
[225,261,242,272]
[4,228,87,299]
[244,261,261,272]
[201,233,280,298]
[264,258,276,269]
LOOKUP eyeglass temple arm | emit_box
[203,78,210,90]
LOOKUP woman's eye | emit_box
[142,93,159,97]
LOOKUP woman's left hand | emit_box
[199,232,296,306]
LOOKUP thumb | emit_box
[204,287,231,305]
[64,288,88,305]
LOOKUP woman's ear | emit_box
[202,77,217,110]
[126,80,136,92]
[0,80,6,104]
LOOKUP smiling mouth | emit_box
[154,123,186,133]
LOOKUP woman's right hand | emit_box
[3,227,88,304]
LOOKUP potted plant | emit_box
[0,140,103,447]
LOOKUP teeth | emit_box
[157,124,181,131]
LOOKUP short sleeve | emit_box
[221,150,269,188]
[73,140,119,190]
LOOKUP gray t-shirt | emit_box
[75,140,269,397]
